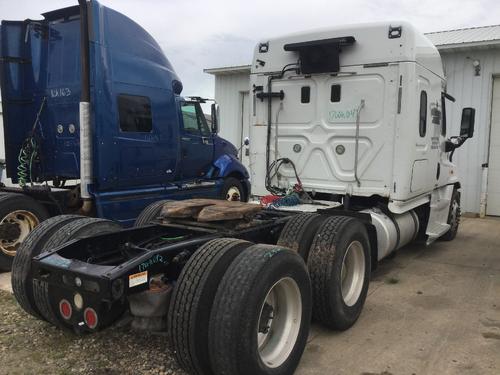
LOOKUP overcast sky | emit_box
[1,0,499,99]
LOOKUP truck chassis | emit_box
[12,199,392,375]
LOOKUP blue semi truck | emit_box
[0,1,250,271]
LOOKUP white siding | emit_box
[440,48,500,213]
[214,73,250,149]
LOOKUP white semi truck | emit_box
[12,20,473,375]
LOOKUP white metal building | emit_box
[205,25,500,216]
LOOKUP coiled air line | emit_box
[17,97,46,187]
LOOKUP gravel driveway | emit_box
[0,290,186,375]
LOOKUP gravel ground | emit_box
[0,290,186,375]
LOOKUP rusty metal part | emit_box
[159,199,262,222]
[197,203,262,222]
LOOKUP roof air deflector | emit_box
[284,36,355,74]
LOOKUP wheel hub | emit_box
[257,277,302,368]
[258,302,274,334]
[226,186,241,201]
[340,240,366,307]
[0,210,40,256]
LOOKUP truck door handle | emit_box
[181,136,191,142]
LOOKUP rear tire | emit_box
[168,238,253,375]
[308,216,371,330]
[0,193,50,271]
[277,213,327,260]
[33,217,122,330]
[11,215,81,320]
[134,200,171,227]
[209,244,312,375]
[440,189,460,241]
[221,177,247,202]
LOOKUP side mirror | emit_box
[460,107,475,138]
[211,103,219,133]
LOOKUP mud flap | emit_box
[425,185,454,244]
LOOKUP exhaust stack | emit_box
[78,0,93,211]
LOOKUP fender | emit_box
[211,154,249,180]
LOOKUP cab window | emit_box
[118,95,152,132]
[181,102,210,134]
[419,91,427,137]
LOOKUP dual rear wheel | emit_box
[168,238,311,375]
[168,213,371,375]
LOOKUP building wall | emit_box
[440,48,500,213]
[214,72,250,148]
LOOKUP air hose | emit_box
[17,97,46,187]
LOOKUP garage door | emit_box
[487,77,500,216]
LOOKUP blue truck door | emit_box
[108,90,179,189]
[179,101,214,179]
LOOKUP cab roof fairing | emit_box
[251,21,445,80]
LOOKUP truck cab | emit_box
[0,1,249,270]
[249,22,474,245]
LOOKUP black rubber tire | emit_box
[134,199,171,227]
[308,216,371,331]
[220,177,247,202]
[168,238,253,375]
[0,193,50,271]
[440,189,461,241]
[209,244,312,375]
[277,213,327,260]
[11,215,82,320]
[33,217,122,330]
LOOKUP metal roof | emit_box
[425,25,500,50]
[205,25,500,75]
[204,65,251,75]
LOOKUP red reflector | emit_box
[84,307,98,329]
[59,299,72,320]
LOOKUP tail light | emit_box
[59,299,72,320]
[84,307,98,329]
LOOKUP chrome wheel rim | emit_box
[257,277,302,368]
[340,240,365,307]
[0,210,40,256]
[226,186,241,201]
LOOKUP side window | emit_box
[181,102,210,134]
[118,95,152,132]
[419,91,427,137]
[441,94,447,136]
[301,86,310,103]
[331,85,341,102]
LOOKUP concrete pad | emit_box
[297,217,500,375]
[0,271,12,293]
